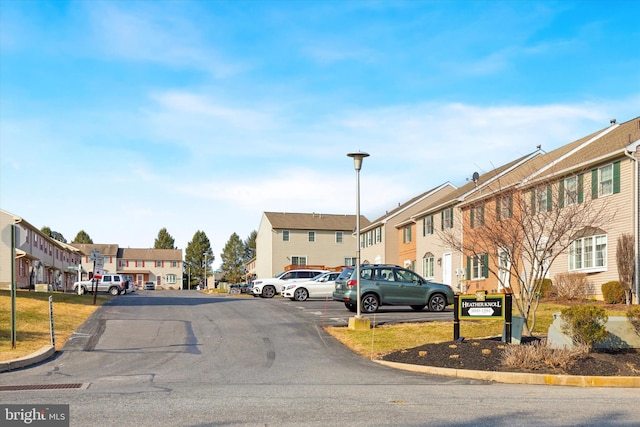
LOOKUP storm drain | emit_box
[0,383,85,391]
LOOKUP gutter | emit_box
[624,140,640,304]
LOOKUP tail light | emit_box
[347,279,357,287]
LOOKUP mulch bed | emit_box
[381,337,640,376]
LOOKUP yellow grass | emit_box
[0,290,109,362]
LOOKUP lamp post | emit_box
[203,253,208,289]
[347,151,369,319]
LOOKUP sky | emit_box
[1,0,639,268]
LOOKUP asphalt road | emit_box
[1,291,639,426]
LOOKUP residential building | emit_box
[255,212,370,280]
[0,209,83,291]
[72,244,183,290]
[359,183,456,268]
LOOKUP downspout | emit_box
[624,148,639,304]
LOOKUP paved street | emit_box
[1,291,639,426]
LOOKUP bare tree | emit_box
[440,169,614,336]
[617,233,635,305]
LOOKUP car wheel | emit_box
[345,302,357,312]
[410,305,426,311]
[262,286,276,298]
[361,294,379,313]
[428,293,447,312]
[109,286,120,296]
[294,288,308,301]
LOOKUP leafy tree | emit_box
[72,230,93,244]
[184,230,213,289]
[154,227,176,249]
[221,233,246,284]
[244,230,257,261]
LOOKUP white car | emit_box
[251,269,328,298]
[282,271,341,301]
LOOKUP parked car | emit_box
[332,264,454,313]
[251,269,328,298]
[282,271,341,301]
[122,279,136,294]
[229,283,252,294]
[144,281,155,290]
[73,274,126,296]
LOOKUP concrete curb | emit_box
[0,346,55,373]
[375,359,640,387]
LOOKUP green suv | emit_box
[332,264,454,313]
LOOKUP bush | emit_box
[601,281,625,304]
[535,278,554,297]
[627,306,640,337]
[560,305,608,350]
[553,272,587,300]
[501,339,588,371]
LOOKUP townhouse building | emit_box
[359,183,456,267]
[72,244,183,290]
[0,209,83,291]
[255,212,370,280]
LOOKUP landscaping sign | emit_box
[458,294,505,319]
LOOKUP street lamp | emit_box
[347,151,369,320]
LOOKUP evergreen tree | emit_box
[184,230,213,289]
[221,233,246,284]
[154,227,176,249]
[243,230,257,261]
[72,230,93,244]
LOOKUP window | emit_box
[497,248,511,291]
[422,252,435,279]
[497,195,513,220]
[560,176,580,207]
[374,227,382,244]
[156,261,162,267]
[534,185,552,213]
[119,260,126,268]
[172,261,178,268]
[592,162,620,199]
[366,231,373,246]
[281,230,290,242]
[470,205,485,228]
[423,215,434,236]
[335,231,343,243]
[291,256,307,265]
[569,234,607,271]
[136,260,143,267]
[344,257,356,266]
[402,225,412,243]
[467,254,488,280]
[377,268,396,281]
[308,231,315,242]
[441,208,453,229]
[166,274,177,284]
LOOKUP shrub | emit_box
[501,339,588,372]
[560,305,608,350]
[535,278,554,298]
[553,272,587,300]
[627,306,640,337]
[601,281,625,304]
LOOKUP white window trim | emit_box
[569,234,607,273]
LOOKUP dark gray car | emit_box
[332,264,455,313]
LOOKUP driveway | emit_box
[1,291,638,426]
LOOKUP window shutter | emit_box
[470,208,475,228]
[441,211,444,230]
[530,190,536,215]
[613,161,621,194]
[578,174,584,203]
[466,256,471,280]
[482,254,489,278]
[558,180,564,208]
[546,184,552,211]
[495,198,501,220]
[591,169,599,199]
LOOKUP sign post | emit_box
[89,250,102,305]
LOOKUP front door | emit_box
[442,252,452,286]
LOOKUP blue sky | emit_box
[2,0,639,267]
